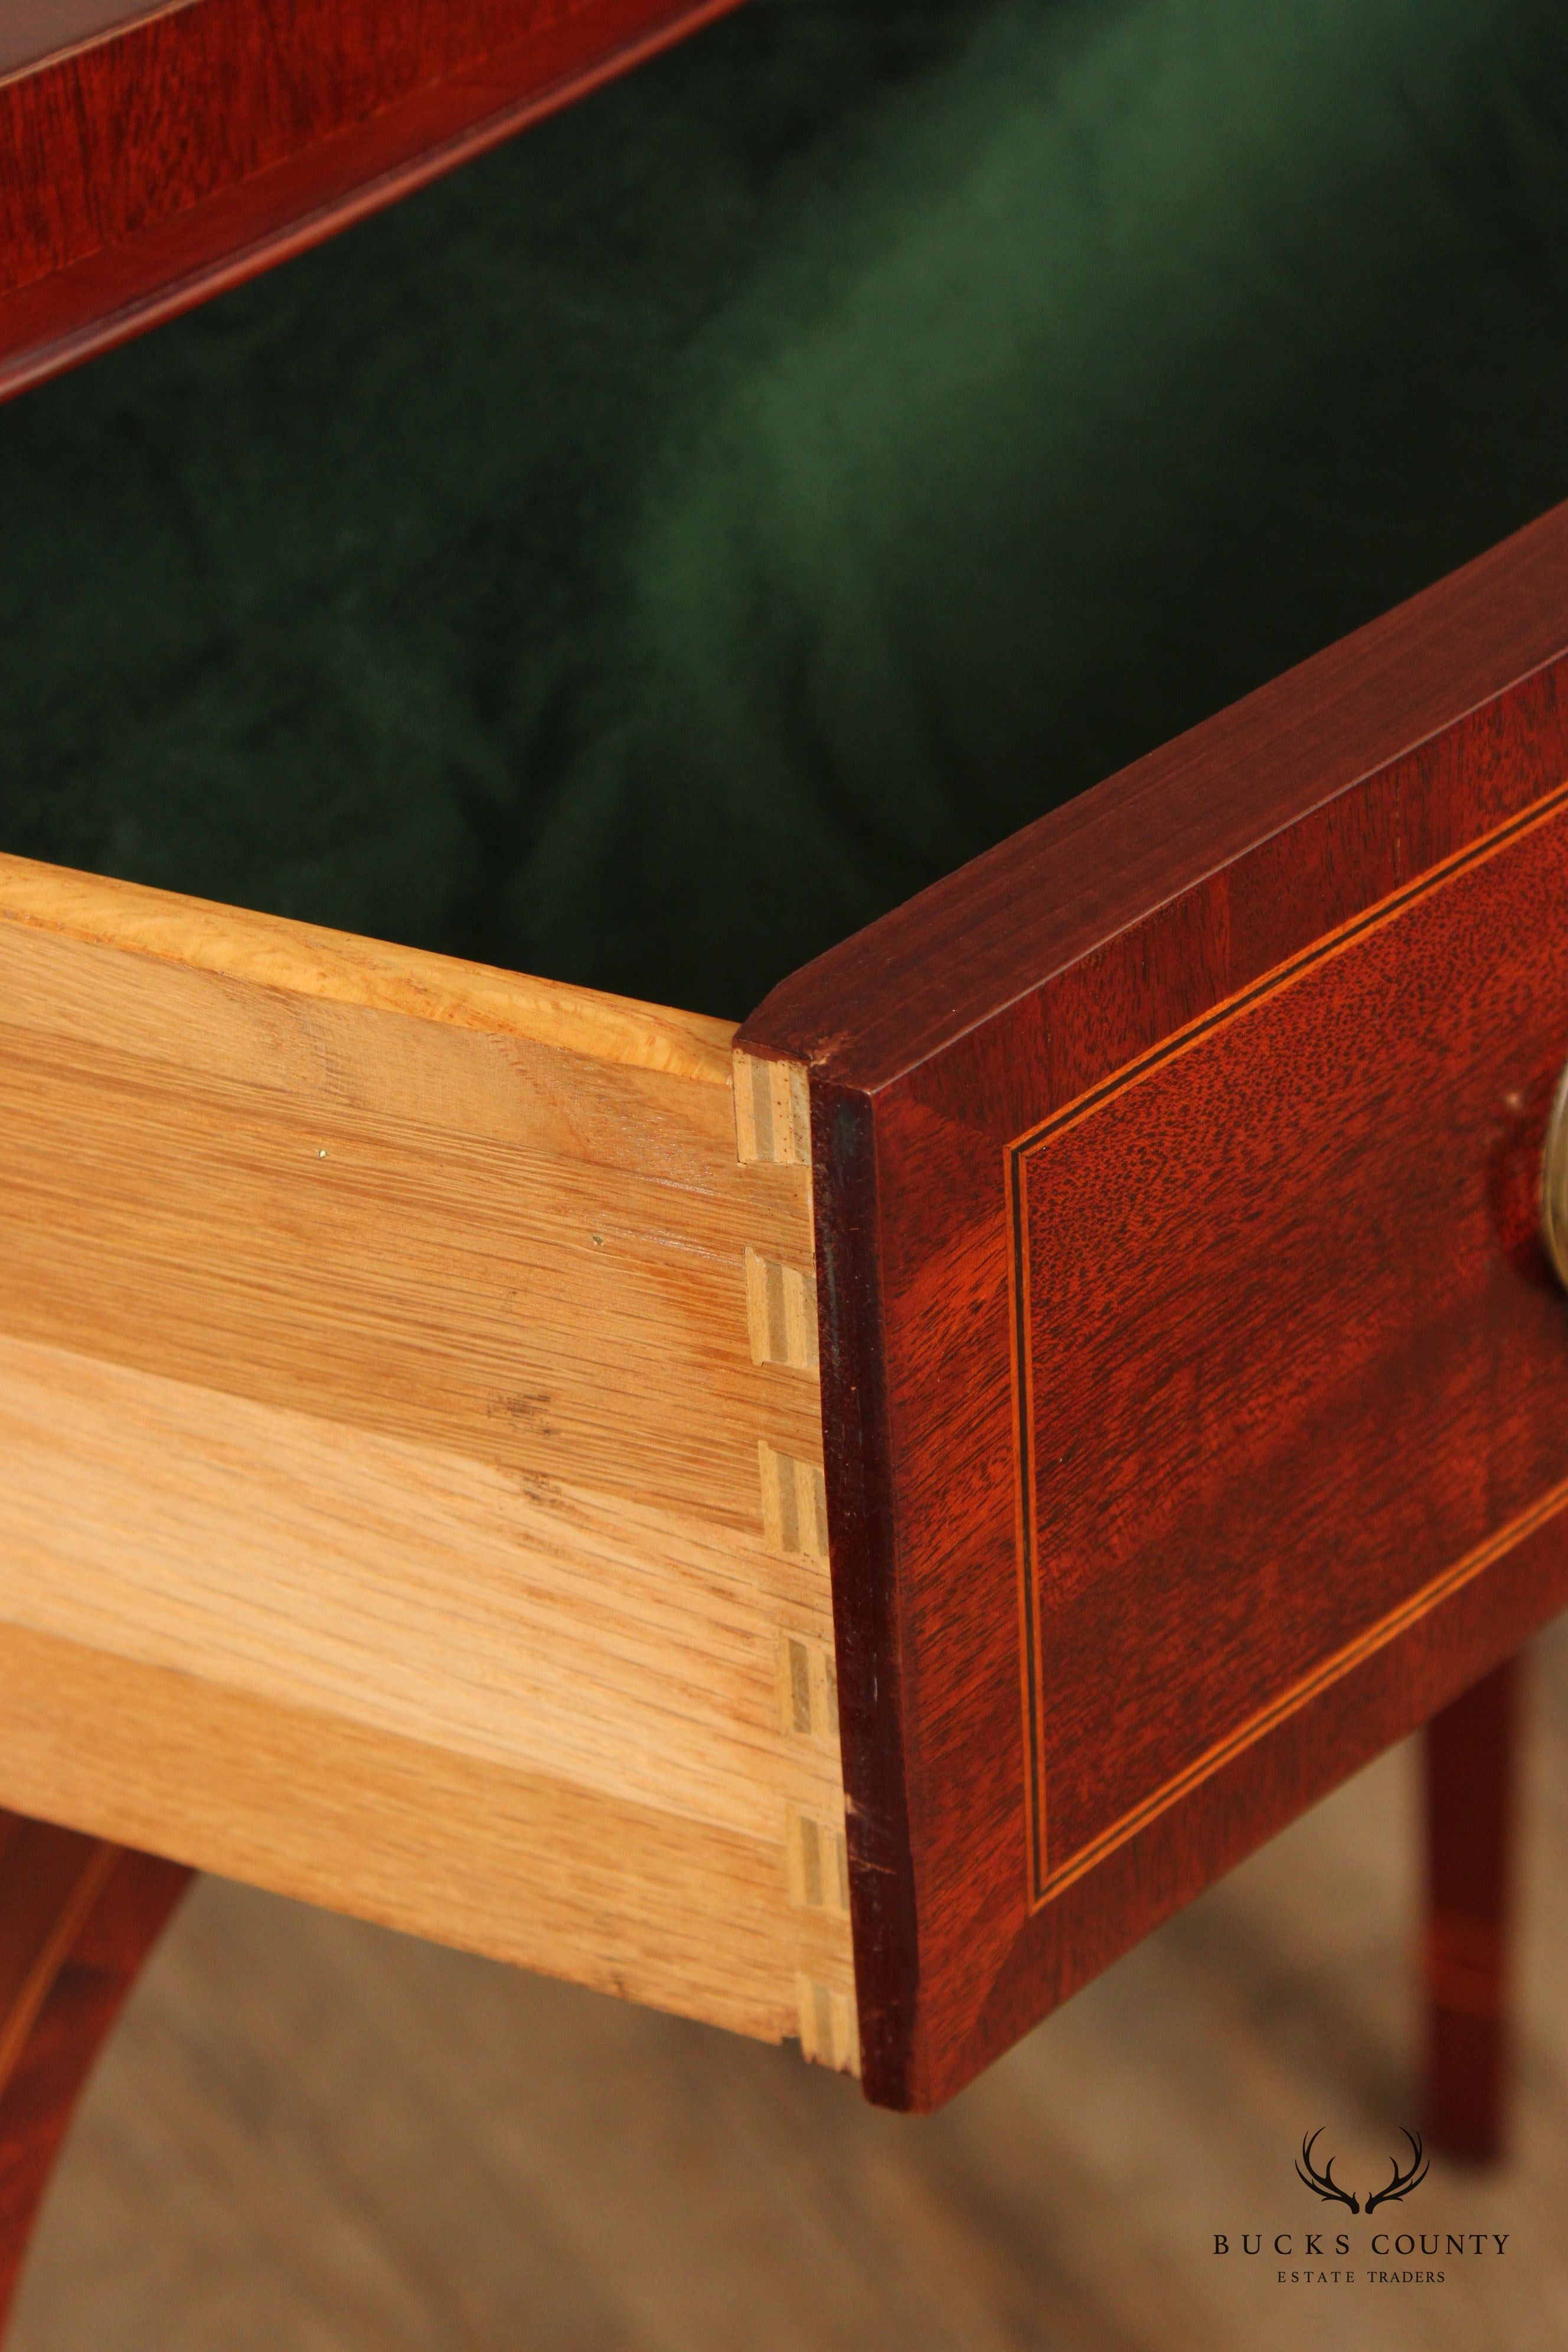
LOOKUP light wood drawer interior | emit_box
[0,856,854,2072]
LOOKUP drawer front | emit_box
[1013,783,1568,1907]
[744,498,1568,2110]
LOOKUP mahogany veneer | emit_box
[0,0,743,401]
[743,498,1568,2109]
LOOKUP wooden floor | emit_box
[12,1619,1568,2350]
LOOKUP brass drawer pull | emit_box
[1543,1064,1568,1287]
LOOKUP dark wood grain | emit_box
[0,0,743,403]
[741,496,1568,2112]
[0,1817,189,2335]
[1425,1654,1519,2164]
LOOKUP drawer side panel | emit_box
[0,858,853,2063]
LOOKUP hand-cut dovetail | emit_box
[778,1632,839,1743]
[745,1247,819,1371]
[759,1442,828,1562]
[786,1804,850,1916]
[733,1051,811,1168]
[796,1975,860,2075]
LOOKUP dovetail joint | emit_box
[734,1051,811,1168]
[745,1247,819,1371]
[759,1442,829,1562]
[787,1804,851,1917]
[796,1975,860,2075]
[778,1632,839,1744]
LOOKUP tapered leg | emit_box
[0,1814,191,2337]
[1423,1653,1520,2164]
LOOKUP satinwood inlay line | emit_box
[1009,774,1568,1907]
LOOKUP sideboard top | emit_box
[0,0,742,403]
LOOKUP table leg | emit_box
[1423,1653,1520,2164]
[0,1814,191,2338]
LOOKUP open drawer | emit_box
[4,0,1568,2119]
[6,505,1568,2112]
[0,850,855,2073]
